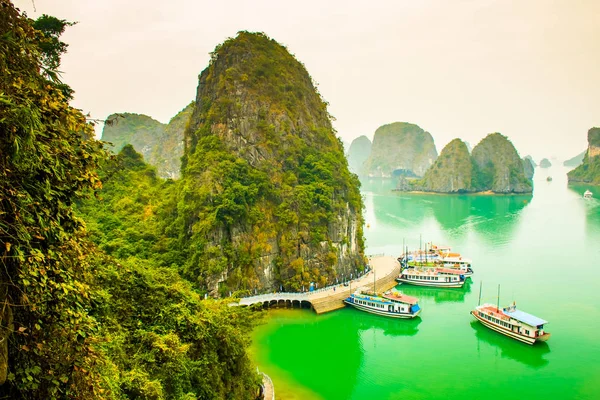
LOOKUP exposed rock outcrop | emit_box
[522,157,535,180]
[101,103,194,179]
[347,135,372,175]
[363,122,437,178]
[568,127,600,185]
[179,32,364,294]
[471,133,532,193]
[407,139,472,193]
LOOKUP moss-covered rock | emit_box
[179,32,364,294]
[101,103,193,179]
[347,135,372,175]
[568,127,600,185]
[363,122,437,178]
[408,139,472,192]
[471,133,532,193]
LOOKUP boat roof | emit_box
[435,268,464,275]
[382,292,418,305]
[441,256,472,263]
[503,308,548,326]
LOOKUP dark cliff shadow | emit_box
[395,280,472,304]
[470,320,550,368]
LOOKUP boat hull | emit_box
[471,311,549,345]
[396,278,465,288]
[344,299,420,319]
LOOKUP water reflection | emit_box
[470,320,550,368]
[263,311,362,400]
[396,280,472,304]
[348,309,422,337]
[363,178,531,242]
[568,184,600,236]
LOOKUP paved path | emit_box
[238,255,401,314]
[261,373,274,400]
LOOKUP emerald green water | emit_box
[251,167,600,400]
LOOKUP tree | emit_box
[0,1,109,397]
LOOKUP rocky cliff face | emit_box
[101,103,193,179]
[400,133,532,193]
[471,133,532,193]
[363,122,437,178]
[522,157,535,180]
[410,139,472,192]
[347,135,372,175]
[568,127,600,185]
[179,32,364,294]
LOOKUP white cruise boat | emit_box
[584,190,593,199]
[396,267,466,288]
[344,289,421,318]
[471,303,550,345]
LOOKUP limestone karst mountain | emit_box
[101,103,193,179]
[399,133,532,194]
[179,31,365,293]
[347,135,372,175]
[363,122,437,178]
[568,127,600,185]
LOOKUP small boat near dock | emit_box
[344,289,421,318]
[396,267,466,288]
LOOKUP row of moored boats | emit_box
[344,243,550,345]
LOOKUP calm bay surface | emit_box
[250,166,600,399]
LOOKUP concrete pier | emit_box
[238,255,401,314]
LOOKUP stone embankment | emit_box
[238,255,401,314]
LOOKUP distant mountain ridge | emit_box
[101,103,194,179]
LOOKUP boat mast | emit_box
[478,281,482,306]
[496,284,500,312]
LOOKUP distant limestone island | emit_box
[568,127,600,185]
[396,133,533,194]
[101,103,194,179]
[360,122,438,178]
[539,158,552,168]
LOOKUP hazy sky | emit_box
[15,0,600,160]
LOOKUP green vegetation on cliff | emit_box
[347,135,372,175]
[401,133,532,194]
[363,122,437,177]
[409,139,472,192]
[180,31,365,294]
[568,128,600,185]
[471,133,532,193]
[78,146,262,399]
[0,5,262,399]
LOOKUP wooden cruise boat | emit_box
[344,289,421,318]
[471,303,550,345]
[396,267,466,288]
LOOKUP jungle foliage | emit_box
[1,3,262,398]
